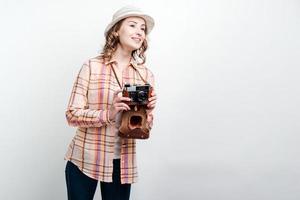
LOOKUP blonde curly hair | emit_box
[98,18,149,65]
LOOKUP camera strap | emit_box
[110,63,149,89]
[131,65,148,85]
[110,63,123,89]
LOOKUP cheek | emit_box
[118,33,129,42]
[120,27,133,36]
[119,31,131,41]
[119,36,131,45]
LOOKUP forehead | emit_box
[124,16,146,26]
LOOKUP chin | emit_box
[130,45,141,51]
[125,42,142,51]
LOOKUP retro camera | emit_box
[123,83,152,106]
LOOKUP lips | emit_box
[131,37,141,42]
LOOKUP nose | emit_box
[135,28,144,36]
[136,31,142,37]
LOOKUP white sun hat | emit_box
[104,6,155,37]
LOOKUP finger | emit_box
[148,96,157,102]
[116,106,129,112]
[148,98,157,106]
[147,102,156,109]
[114,97,132,104]
[114,105,128,112]
[115,102,131,110]
[147,105,155,109]
[150,99,156,105]
[149,94,157,100]
[151,89,156,96]
[113,89,123,97]
[119,96,132,102]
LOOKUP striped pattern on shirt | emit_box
[64,56,155,184]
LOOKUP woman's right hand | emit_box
[108,90,131,121]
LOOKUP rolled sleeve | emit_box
[65,62,109,128]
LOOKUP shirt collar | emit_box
[104,57,139,69]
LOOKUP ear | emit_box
[113,32,119,37]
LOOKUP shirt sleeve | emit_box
[65,61,110,127]
[146,69,155,129]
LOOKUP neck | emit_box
[111,44,132,69]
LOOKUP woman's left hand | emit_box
[147,89,157,110]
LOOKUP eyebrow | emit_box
[128,21,146,26]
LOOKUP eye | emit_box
[129,24,146,32]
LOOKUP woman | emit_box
[64,6,157,200]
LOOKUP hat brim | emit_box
[104,13,155,37]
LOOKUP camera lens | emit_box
[137,91,147,102]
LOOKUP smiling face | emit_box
[116,16,147,52]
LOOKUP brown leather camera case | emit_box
[118,106,150,139]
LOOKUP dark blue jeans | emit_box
[65,159,131,200]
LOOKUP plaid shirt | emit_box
[64,56,155,184]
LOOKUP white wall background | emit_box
[0,0,299,199]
